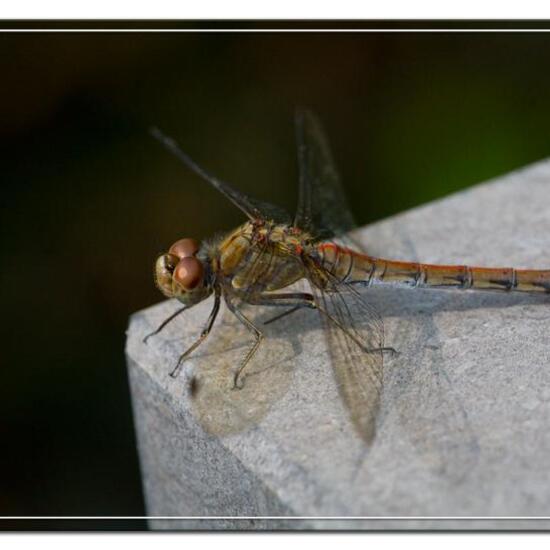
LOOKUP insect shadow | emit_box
[146,269,549,475]
[176,299,308,437]
[364,227,550,485]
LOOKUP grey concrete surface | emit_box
[126,159,550,530]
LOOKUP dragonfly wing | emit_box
[309,272,385,445]
[295,110,386,443]
[151,127,292,224]
[294,109,357,239]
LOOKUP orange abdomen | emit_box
[317,243,550,294]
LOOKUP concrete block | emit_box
[126,159,550,530]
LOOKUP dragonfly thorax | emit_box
[154,237,213,306]
[214,221,315,293]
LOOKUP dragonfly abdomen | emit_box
[318,243,550,293]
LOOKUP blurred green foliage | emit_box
[2,28,550,521]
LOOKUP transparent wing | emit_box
[151,127,292,224]
[295,109,386,443]
[309,269,385,445]
[294,108,357,239]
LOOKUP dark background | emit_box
[2,23,550,526]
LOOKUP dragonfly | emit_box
[145,109,550,444]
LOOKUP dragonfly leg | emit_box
[248,291,397,356]
[245,292,317,325]
[143,306,187,343]
[170,292,221,378]
[263,304,307,325]
[224,296,264,389]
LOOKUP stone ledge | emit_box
[126,159,550,529]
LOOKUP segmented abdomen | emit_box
[316,242,550,293]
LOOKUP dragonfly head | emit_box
[154,238,212,305]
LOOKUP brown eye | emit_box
[169,238,200,259]
[173,256,204,290]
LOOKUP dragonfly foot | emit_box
[232,373,246,390]
[169,357,186,378]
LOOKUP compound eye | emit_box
[173,256,204,290]
[169,238,200,259]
